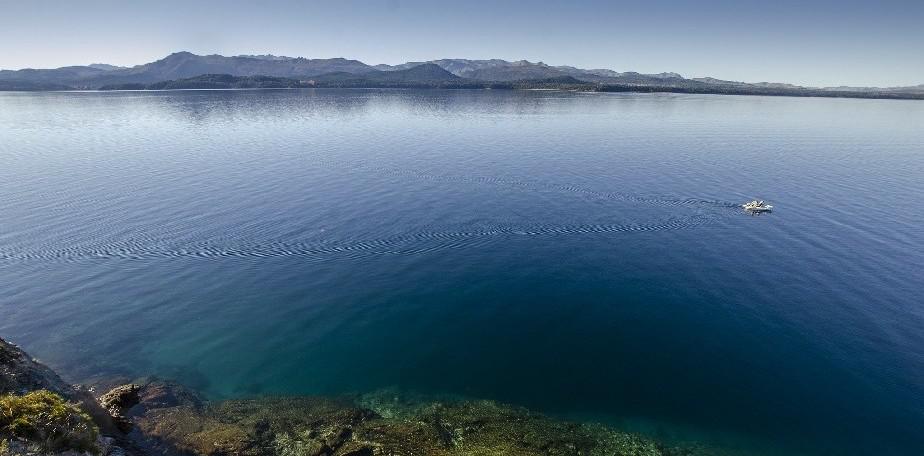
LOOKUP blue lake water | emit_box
[1,89,922,455]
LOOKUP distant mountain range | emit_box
[1,51,922,99]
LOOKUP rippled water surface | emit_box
[1,90,923,455]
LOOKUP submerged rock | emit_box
[99,385,140,432]
[131,378,204,411]
[100,385,140,412]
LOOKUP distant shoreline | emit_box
[4,84,922,101]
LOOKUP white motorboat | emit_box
[742,200,773,212]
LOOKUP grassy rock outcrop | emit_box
[0,390,100,454]
[0,338,124,454]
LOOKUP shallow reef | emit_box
[2,337,737,456]
[122,380,728,456]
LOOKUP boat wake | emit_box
[0,213,718,263]
[0,164,742,263]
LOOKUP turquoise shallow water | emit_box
[1,89,923,455]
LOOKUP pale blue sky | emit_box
[1,0,921,87]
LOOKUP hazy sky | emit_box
[1,0,922,87]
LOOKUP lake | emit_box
[1,89,922,455]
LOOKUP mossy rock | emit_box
[0,390,100,454]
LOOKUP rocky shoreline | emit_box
[2,337,733,456]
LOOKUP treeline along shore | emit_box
[93,73,924,100]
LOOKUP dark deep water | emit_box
[1,89,922,455]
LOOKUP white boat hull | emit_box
[742,200,773,212]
